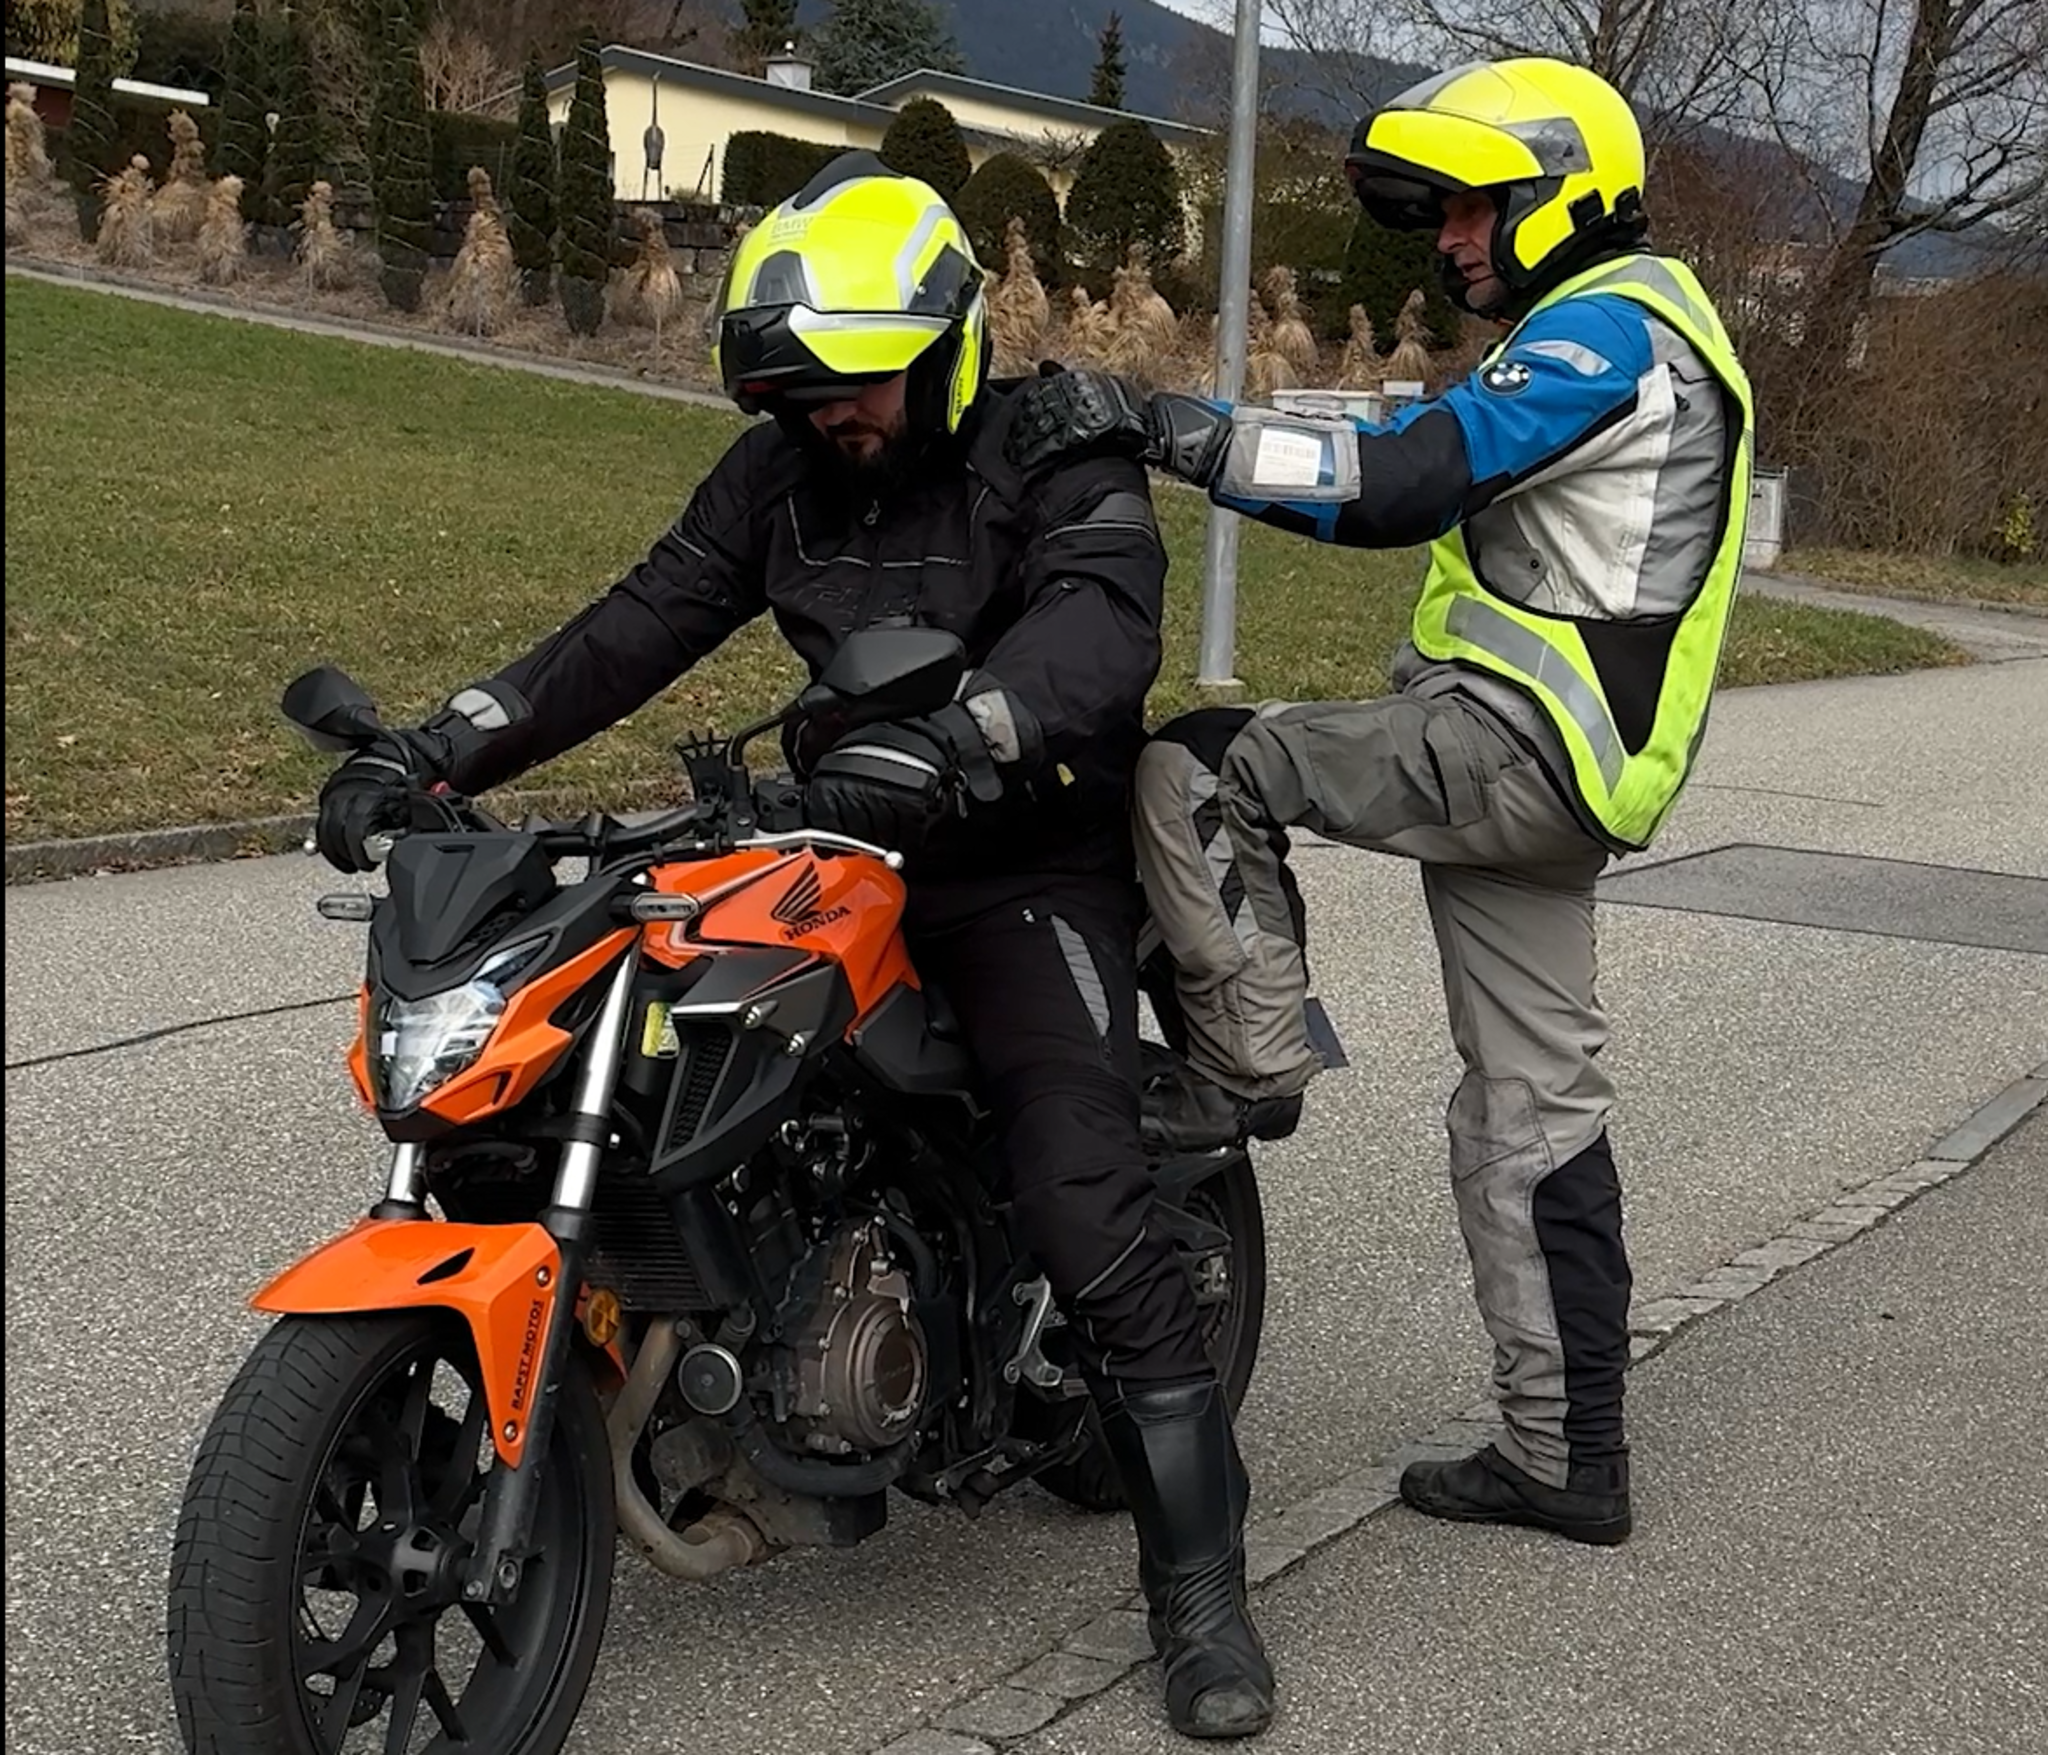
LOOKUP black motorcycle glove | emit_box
[803,721,960,853]
[1004,368,1234,490]
[312,679,535,873]
[313,726,456,874]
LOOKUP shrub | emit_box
[879,96,969,199]
[1338,208,1458,351]
[507,50,556,306]
[952,152,1060,280]
[1066,118,1183,273]
[429,111,520,206]
[63,0,120,239]
[371,0,433,311]
[213,0,267,225]
[556,29,612,336]
[720,130,841,208]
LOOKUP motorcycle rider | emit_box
[1005,59,1755,1548]
[311,154,1274,1740]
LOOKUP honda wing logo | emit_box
[770,866,849,940]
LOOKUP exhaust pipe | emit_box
[607,1319,768,1581]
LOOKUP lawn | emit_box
[4,279,1967,844]
[1779,546,2048,610]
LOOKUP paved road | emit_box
[1742,569,2048,664]
[5,659,2045,1755]
[1023,1115,2048,1755]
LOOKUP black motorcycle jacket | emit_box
[438,380,1169,880]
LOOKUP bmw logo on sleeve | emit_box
[1481,359,1534,395]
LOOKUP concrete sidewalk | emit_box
[4,660,2044,1755]
[1022,1113,2048,1755]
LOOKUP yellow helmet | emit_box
[714,152,989,436]
[1345,58,1647,309]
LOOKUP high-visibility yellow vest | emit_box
[1410,253,1755,850]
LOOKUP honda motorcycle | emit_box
[167,628,1317,1755]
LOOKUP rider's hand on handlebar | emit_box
[802,721,957,854]
[313,729,453,873]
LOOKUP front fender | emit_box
[252,1220,560,1468]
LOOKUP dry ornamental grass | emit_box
[1260,264,1320,382]
[96,156,157,269]
[197,176,247,285]
[444,166,516,337]
[1337,304,1382,391]
[295,180,352,291]
[1384,287,1434,386]
[987,218,1050,378]
[151,109,210,243]
[616,208,686,342]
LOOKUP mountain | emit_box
[788,0,2002,279]
[792,0,1424,127]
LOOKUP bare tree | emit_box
[1263,0,1764,136]
[1761,0,2048,356]
[419,15,511,114]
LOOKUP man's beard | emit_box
[821,420,927,497]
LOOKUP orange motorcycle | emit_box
[167,629,1304,1755]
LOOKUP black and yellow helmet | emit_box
[713,152,990,437]
[1345,58,1648,310]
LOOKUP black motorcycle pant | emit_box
[904,869,1211,1384]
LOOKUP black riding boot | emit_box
[1096,1376,1275,1739]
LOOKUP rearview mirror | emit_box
[802,628,967,726]
[281,666,386,753]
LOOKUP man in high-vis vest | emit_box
[1006,57,1753,1548]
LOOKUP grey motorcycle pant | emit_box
[1134,689,1631,1488]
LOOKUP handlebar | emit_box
[319,809,903,876]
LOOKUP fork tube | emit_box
[376,1142,426,1213]
[466,944,638,1607]
[552,947,640,1212]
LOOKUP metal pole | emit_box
[1196,0,1264,690]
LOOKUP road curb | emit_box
[1754,567,2048,622]
[4,815,317,884]
[874,1067,2048,1755]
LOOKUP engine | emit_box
[781,1218,928,1455]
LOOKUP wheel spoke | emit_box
[430,1394,490,1521]
[462,1601,517,1666]
[379,1641,429,1755]
[315,1662,370,1744]
[358,1401,425,1527]
[302,1591,400,1681]
[423,1666,470,1741]
[396,1359,436,1457]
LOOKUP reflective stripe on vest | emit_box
[1444,595,1625,789]
[1411,251,1754,851]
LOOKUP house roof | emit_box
[539,45,899,129]
[855,70,1209,144]
[528,47,1207,152]
[5,54,209,107]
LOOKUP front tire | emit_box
[1033,1148,1268,1512]
[167,1312,615,1755]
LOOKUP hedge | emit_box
[429,112,522,205]
[48,97,221,181]
[721,130,844,208]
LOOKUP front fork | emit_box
[381,947,642,1608]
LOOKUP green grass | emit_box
[1781,546,2048,610]
[3,279,1968,843]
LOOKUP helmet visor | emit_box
[719,305,950,410]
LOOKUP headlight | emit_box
[371,938,548,1112]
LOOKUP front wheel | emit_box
[1032,1147,1268,1511]
[167,1312,615,1755]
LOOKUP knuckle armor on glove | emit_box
[314,737,432,873]
[803,721,956,851]
[1006,369,1155,473]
